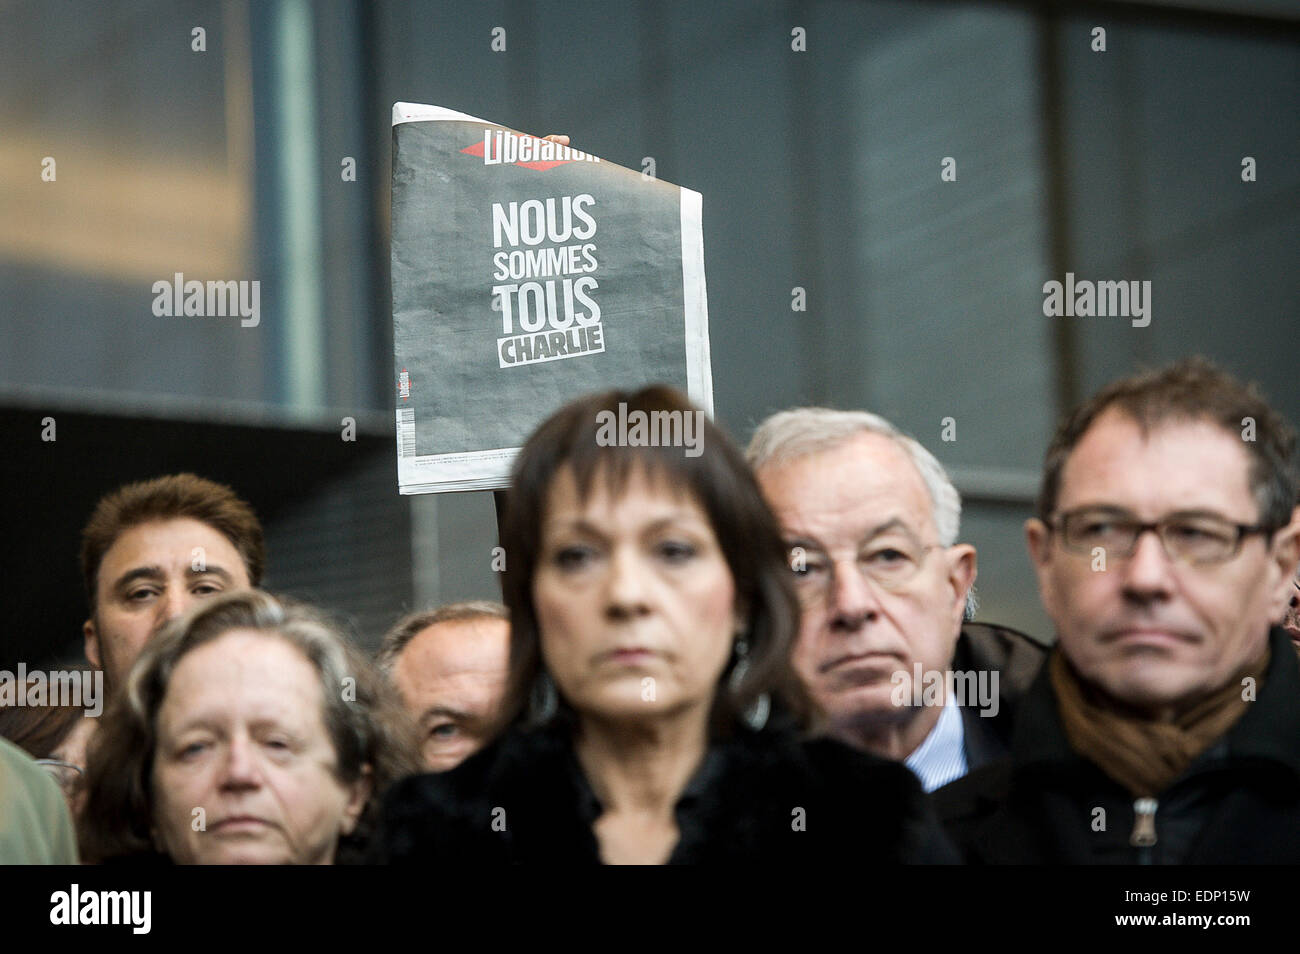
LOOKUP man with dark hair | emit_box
[937,357,1300,863]
[376,601,510,772]
[80,473,265,693]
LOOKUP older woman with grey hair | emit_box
[79,590,421,864]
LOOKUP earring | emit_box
[528,671,559,725]
[729,637,771,731]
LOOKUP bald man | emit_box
[377,602,510,772]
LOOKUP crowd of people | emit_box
[3,356,1300,865]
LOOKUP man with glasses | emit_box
[748,409,1046,791]
[936,358,1300,863]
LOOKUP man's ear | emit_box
[84,617,101,668]
[1025,518,1058,618]
[1025,517,1052,568]
[1266,506,1300,622]
[946,544,977,624]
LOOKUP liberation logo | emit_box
[462,129,602,171]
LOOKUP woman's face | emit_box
[150,630,370,864]
[532,464,742,724]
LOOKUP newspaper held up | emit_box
[391,102,712,494]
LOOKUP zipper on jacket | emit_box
[1130,797,1158,864]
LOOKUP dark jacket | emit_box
[951,622,1050,771]
[933,626,1300,864]
[372,721,959,864]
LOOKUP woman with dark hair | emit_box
[79,590,422,864]
[375,386,955,864]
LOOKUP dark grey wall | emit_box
[2,0,1297,650]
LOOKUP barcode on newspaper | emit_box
[397,408,415,459]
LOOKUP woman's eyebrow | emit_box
[419,705,471,727]
[548,512,702,537]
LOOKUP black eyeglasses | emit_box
[1050,507,1274,565]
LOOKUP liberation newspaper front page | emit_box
[391,102,713,494]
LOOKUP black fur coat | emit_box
[371,721,958,864]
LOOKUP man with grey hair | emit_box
[376,601,510,772]
[748,408,1046,790]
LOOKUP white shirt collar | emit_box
[904,691,968,792]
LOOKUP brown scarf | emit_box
[1050,646,1269,797]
